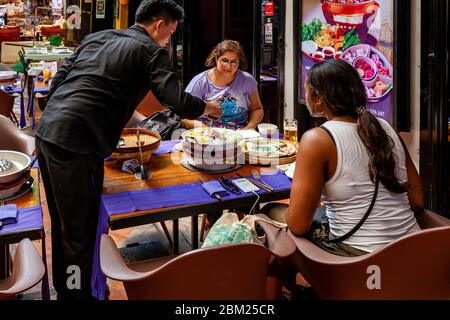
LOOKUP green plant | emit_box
[48,34,63,46]
[301,18,323,41]
[11,60,25,74]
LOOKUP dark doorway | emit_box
[420,0,449,217]
[91,0,115,33]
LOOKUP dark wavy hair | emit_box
[136,0,184,25]
[205,40,248,71]
[306,59,406,193]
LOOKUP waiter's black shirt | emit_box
[36,25,205,158]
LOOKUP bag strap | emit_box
[326,176,379,243]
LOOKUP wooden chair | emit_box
[100,217,295,300]
[285,210,450,299]
[0,238,45,300]
[0,90,19,126]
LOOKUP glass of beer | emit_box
[284,118,298,142]
[43,68,52,82]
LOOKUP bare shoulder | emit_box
[300,127,335,148]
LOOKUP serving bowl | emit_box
[181,128,243,171]
[0,150,31,184]
[110,128,161,164]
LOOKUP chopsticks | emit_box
[236,173,273,192]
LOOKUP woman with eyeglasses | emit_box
[182,40,264,130]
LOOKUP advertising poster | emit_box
[299,0,394,124]
[96,0,106,19]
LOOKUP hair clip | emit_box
[356,106,368,115]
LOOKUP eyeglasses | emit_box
[218,58,239,67]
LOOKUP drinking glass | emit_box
[283,118,298,142]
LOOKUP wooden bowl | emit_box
[110,128,161,164]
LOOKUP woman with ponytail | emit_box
[263,59,424,256]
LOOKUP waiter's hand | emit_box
[203,101,222,120]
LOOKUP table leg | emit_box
[40,234,51,300]
[0,244,10,280]
[30,92,35,129]
[20,93,26,128]
[191,215,198,249]
[172,219,179,255]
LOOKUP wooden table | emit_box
[103,152,291,253]
[0,169,50,299]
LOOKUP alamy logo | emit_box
[66,265,81,290]
[366,265,381,290]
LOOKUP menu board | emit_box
[299,0,394,124]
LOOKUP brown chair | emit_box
[286,210,450,300]
[100,217,295,300]
[0,115,35,155]
[0,238,45,300]
[0,90,19,126]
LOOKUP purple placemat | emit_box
[91,171,292,299]
[0,205,43,235]
[153,140,180,155]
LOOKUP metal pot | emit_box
[0,150,31,184]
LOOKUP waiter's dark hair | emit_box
[306,59,407,193]
[136,0,184,25]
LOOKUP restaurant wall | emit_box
[284,0,421,169]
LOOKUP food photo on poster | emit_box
[299,0,394,124]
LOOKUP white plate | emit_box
[0,71,17,81]
[285,162,296,179]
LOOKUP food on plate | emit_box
[353,58,375,80]
[343,29,361,50]
[370,53,390,76]
[183,128,241,145]
[366,80,391,99]
[302,18,323,42]
[242,138,297,158]
[315,25,345,50]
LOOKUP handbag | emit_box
[135,109,184,141]
[312,177,380,243]
[202,212,288,248]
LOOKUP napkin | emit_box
[0,204,18,229]
[201,180,229,199]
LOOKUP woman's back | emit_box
[322,118,420,253]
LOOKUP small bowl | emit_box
[334,51,343,59]
[257,123,279,139]
[352,56,377,81]
[322,46,335,58]
[312,51,325,61]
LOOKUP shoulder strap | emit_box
[326,177,379,243]
[320,125,336,145]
